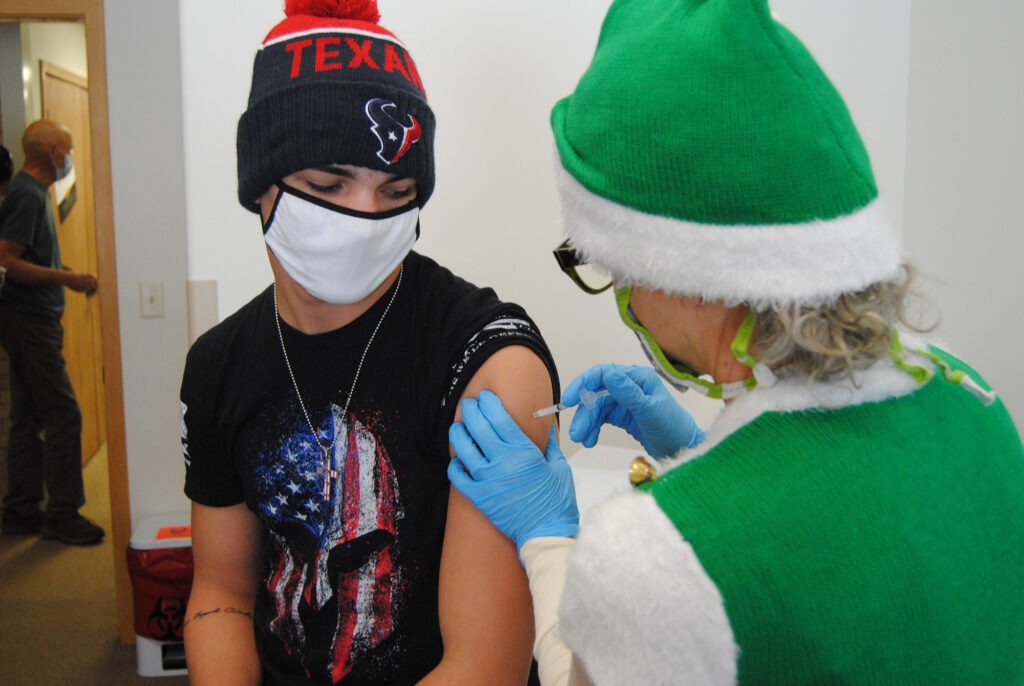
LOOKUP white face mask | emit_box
[263,182,419,304]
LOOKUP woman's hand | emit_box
[564,364,706,458]
[448,390,579,554]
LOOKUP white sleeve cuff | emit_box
[520,536,581,686]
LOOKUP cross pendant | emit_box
[317,447,338,501]
[322,468,339,501]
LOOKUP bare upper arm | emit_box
[452,344,557,454]
[189,501,263,600]
[184,502,264,685]
[424,345,556,684]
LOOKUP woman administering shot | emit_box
[448,0,1024,683]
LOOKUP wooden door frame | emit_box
[0,0,134,644]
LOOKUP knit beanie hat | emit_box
[552,0,902,309]
[237,0,435,212]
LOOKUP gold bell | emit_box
[628,456,657,486]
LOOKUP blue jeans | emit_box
[0,302,85,519]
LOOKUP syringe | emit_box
[532,388,611,417]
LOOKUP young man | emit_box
[179,1,558,683]
[0,120,102,546]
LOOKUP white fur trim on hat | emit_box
[556,165,904,309]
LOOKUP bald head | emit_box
[23,120,71,158]
[20,119,73,187]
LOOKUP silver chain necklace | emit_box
[273,266,403,501]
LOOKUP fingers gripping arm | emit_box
[448,391,580,551]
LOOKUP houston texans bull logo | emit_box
[365,98,422,165]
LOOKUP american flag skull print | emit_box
[256,401,405,681]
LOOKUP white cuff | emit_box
[520,536,582,686]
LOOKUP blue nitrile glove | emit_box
[448,390,580,552]
[564,363,706,459]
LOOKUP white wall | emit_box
[178,1,277,314]
[104,0,191,520]
[20,22,88,122]
[904,1,1024,427]
[103,0,1019,522]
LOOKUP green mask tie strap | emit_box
[615,287,772,399]
[731,309,759,367]
[918,350,997,406]
[888,331,932,384]
[890,331,996,406]
[731,308,776,387]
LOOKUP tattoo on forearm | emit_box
[183,606,254,628]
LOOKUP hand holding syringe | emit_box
[532,387,611,417]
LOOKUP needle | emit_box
[532,388,610,417]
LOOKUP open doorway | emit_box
[0,0,133,645]
[0,25,107,474]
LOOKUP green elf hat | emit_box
[551,0,903,309]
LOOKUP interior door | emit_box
[40,60,106,465]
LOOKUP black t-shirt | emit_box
[181,252,558,684]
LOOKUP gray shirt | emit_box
[0,171,64,317]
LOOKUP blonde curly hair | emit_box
[751,264,934,383]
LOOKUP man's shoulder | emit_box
[0,173,47,221]
[407,251,488,299]
[406,251,521,322]
[5,172,48,202]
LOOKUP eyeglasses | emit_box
[553,239,612,294]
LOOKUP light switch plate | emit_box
[139,280,165,318]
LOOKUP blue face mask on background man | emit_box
[55,150,73,181]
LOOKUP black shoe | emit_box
[1,508,43,535]
[41,514,105,545]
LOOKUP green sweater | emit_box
[645,348,1024,683]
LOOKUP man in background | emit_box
[0,120,103,546]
